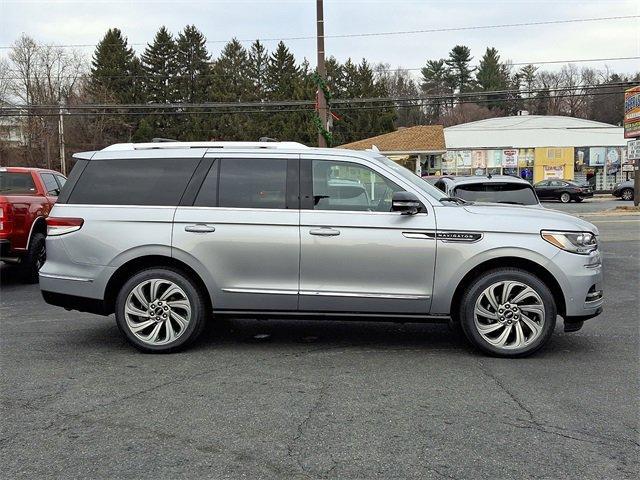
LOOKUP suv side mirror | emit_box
[392,191,421,215]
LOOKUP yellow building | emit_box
[533,147,575,183]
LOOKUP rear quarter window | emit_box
[67,158,199,206]
[0,172,36,194]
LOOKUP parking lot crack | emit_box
[286,377,331,476]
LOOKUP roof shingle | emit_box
[338,125,446,152]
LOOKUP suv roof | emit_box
[101,141,309,151]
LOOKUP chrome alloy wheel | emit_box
[124,278,192,346]
[473,281,545,350]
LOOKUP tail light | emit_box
[0,203,11,232]
[46,217,84,236]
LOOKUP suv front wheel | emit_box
[115,268,208,353]
[459,268,556,357]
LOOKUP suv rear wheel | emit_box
[459,268,556,357]
[115,268,208,353]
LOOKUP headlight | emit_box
[541,230,598,254]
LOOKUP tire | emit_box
[20,232,46,283]
[574,197,584,203]
[559,192,571,203]
[621,188,634,201]
[115,267,208,353]
[458,268,556,358]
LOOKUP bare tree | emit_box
[5,35,85,168]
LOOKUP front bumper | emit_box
[549,248,604,321]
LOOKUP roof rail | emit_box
[101,141,309,151]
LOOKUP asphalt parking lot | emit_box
[1,200,639,479]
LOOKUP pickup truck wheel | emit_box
[621,188,634,201]
[559,192,571,203]
[115,268,208,353]
[459,268,556,357]
[21,232,46,283]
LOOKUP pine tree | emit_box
[89,28,136,103]
[141,26,179,104]
[208,39,252,140]
[446,45,475,94]
[247,40,269,101]
[421,59,451,120]
[175,25,211,140]
[140,27,179,138]
[264,42,304,142]
[476,47,510,110]
[176,25,210,103]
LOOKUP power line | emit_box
[1,55,637,82]
[0,15,637,50]
[0,89,627,117]
[3,81,632,112]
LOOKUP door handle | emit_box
[309,227,340,237]
[185,224,216,233]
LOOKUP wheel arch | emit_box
[103,255,211,315]
[450,256,566,321]
[27,216,47,248]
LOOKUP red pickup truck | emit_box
[0,167,66,282]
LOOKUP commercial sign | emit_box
[627,139,640,160]
[472,150,487,168]
[624,86,640,139]
[574,147,589,171]
[589,147,606,166]
[502,149,518,168]
[543,166,564,179]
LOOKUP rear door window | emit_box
[216,158,288,209]
[41,173,60,196]
[0,172,36,194]
[67,158,199,206]
[453,182,539,205]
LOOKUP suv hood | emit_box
[457,203,599,235]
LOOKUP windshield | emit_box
[374,154,444,200]
[453,182,539,205]
[0,172,37,194]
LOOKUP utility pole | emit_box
[316,0,328,148]
[58,105,66,175]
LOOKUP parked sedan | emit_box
[433,175,541,206]
[612,180,635,201]
[534,180,593,203]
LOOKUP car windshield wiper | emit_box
[439,196,471,205]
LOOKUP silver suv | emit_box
[40,142,603,357]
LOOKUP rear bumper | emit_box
[41,290,108,316]
[0,239,11,257]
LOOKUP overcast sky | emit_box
[1,0,638,74]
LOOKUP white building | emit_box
[443,115,628,189]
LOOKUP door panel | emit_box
[300,210,436,313]
[298,156,437,314]
[172,154,300,311]
[173,208,299,310]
